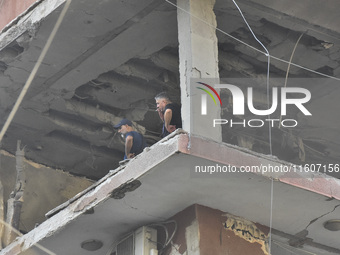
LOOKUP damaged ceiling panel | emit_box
[0,0,339,182]
[0,0,179,179]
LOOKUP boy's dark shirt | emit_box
[124,131,146,159]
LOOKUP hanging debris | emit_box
[223,213,269,255]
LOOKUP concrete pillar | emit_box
[3,141,25,246]
[177,0,221,142]
[3,198,22,246]
[0,181,4,249]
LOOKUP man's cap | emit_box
[114,119,132,129]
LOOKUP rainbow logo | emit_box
[196,82,222,115]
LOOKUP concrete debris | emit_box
[3,141,26,247]
[223,213,269,255]
[110,179,141,199]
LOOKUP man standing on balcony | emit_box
[114,119,146,159]
[155,92,182,137]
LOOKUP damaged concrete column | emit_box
[0,180,4,249]
[177,0,221,142]
[3,141,26,246]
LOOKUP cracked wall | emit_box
[0,149,93,235]
[223,213,269,254]
[163,204,269,255]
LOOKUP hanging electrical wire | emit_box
[229,0,272,153]
[147,220,177,253]
[218,1,275,253]
[279,32,305,128]
[165,0,340,82]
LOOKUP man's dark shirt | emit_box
[124,131,146,159]
[162,103,182,137]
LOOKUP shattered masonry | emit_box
[223,213,269,255]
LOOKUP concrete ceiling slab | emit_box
[2,133,339,255]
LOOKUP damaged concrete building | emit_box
[0,0,340,254]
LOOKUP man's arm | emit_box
[164,109,176,133]
[125,135,135,158]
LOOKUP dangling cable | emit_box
[279,32,305,128]
[230,1,273,254]
[165,0,340,83]
[230,0,272,155]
